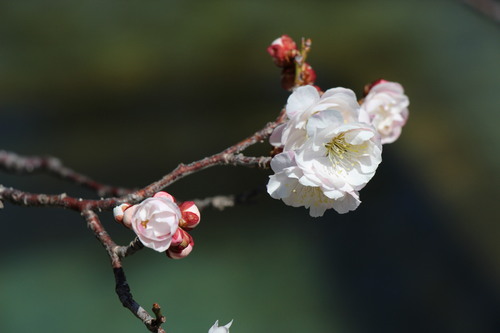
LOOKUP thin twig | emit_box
[0,150,132,197]
[114,237,145,259]
[82,210,166,332]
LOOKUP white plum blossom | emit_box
[361,80,409,144]
[270,85,361,151]
[267,84,385,217]
[296,110,382,194]
[209,320,233,333]
[123,196,181,252]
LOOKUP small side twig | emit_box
[114,237,145,259]
[194,185,267,211]
[82,210,166,332]
[114,267,166,333]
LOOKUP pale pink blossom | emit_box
[125,196,181,252]
[361,80,409,144]
[208,320,233,333]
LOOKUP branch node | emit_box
[152,303,167,325]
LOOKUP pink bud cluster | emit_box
[113,191,201,259]
[267,35,316,90]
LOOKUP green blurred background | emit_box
[1,0,499,332]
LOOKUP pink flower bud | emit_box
[113,203,131,224]
[166,229,194,259]
[179,201,201,229]
[129,197,181,252]
[267,35,298,67]
[166,242,193,259]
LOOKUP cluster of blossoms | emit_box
[266,36,409,217]
[113,191,200,258]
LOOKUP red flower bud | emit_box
[179,201,201,230]
[267,35,298,67]
[167,229,194,259]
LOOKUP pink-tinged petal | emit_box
[267,172,297,199]
[332,192,361,214]
[306,109,344,136]
[286,85,320,118]
[270,151,295,173]
[153,191,175,202]
[344,128,375,145]
[269,123,285,147]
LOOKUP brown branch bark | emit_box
[0,110,285,212]
[0,150,133,197]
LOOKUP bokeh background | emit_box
[1,1,499,332]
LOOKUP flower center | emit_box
[324,133,367,172]
[141,219,149,228]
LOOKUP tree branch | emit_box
[81,210,166,332]
[0,150,132,197]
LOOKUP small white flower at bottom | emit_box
[209,320,233,333]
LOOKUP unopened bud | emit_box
[167,229,194,259]
[267,35,298,67]
[113,203,132,224]
[179,201,201,229]
[170,228,190,247]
